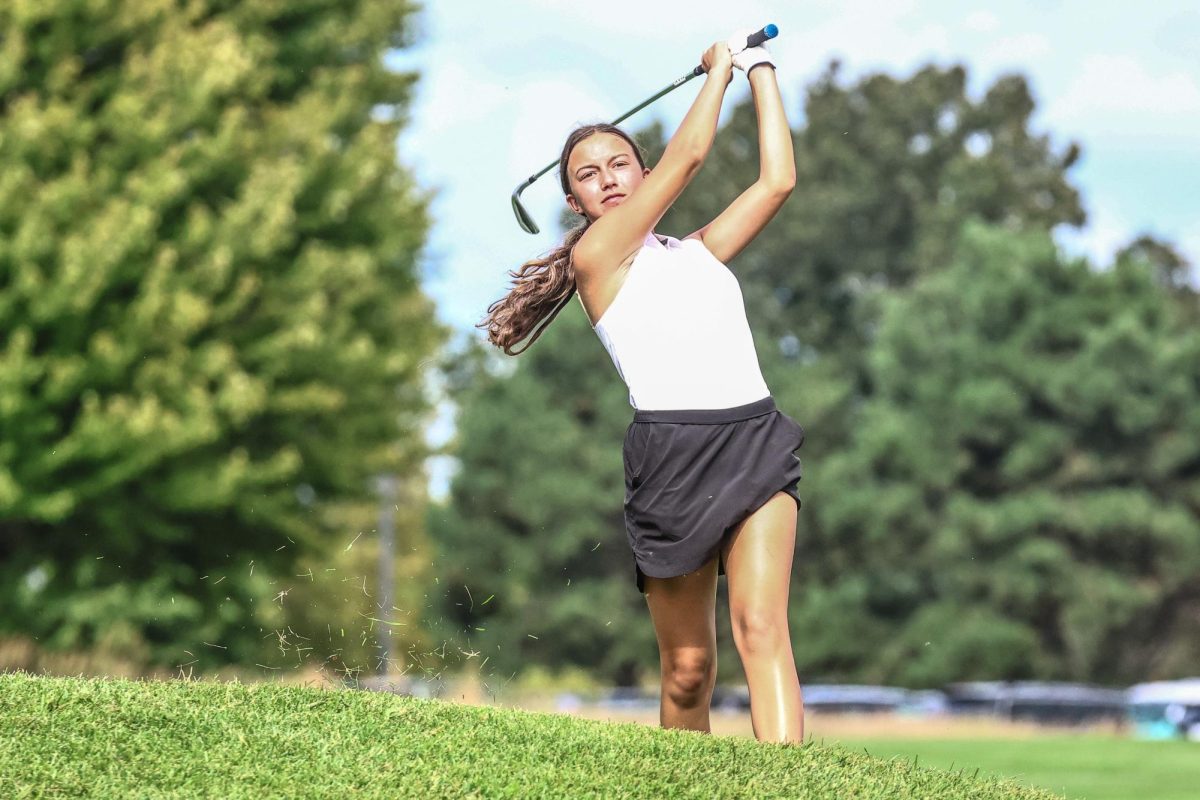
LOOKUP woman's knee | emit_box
[661,648,716,702]
[732,609,790,655]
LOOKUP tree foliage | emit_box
[0,0,443,673]
[801,222,1200,686]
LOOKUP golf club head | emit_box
[512,189,540,234]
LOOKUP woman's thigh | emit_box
[720,491,798,637]
[643,557,719,669]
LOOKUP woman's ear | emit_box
[566,194,583,215]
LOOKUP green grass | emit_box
[0,671,1059,799]
[833,736,1200,800]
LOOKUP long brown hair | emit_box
[477,123,647,355]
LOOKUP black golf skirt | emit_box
[622,395,804,593]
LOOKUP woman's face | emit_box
[565,133,649,223]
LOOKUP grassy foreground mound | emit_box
[0,671,1061,799]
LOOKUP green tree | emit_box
[800,222,1200,686]
[0,0,444,674]
[1117,234,1193,291]
[1116,234,1198,327]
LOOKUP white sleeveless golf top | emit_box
[589,232,771,410]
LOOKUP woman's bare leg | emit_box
[643,557,719,732]
[720,491,804,744]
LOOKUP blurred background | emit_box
[2,1,1198,796]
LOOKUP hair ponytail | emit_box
[477,222,589,356]
[478,123,647,355]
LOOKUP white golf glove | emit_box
[726,28,775,76]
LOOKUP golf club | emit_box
[511,24,779,234]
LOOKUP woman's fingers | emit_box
[701,41,733,81]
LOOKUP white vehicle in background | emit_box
[1127,679,1200,740]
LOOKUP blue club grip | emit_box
[746,24,778,49]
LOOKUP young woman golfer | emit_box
[480,33,804,744]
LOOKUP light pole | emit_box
[375,473,397,676]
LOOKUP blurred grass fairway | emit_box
[833,736,1198,800]
[1,671,1060,799]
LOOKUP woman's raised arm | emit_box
[573,42,734,277]
[683,63,796,264]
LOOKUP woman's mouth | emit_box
[602,194,625,206]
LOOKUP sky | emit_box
[386,1,1200,497]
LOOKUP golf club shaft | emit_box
[513,66,705,193]
[609,23,778,128]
